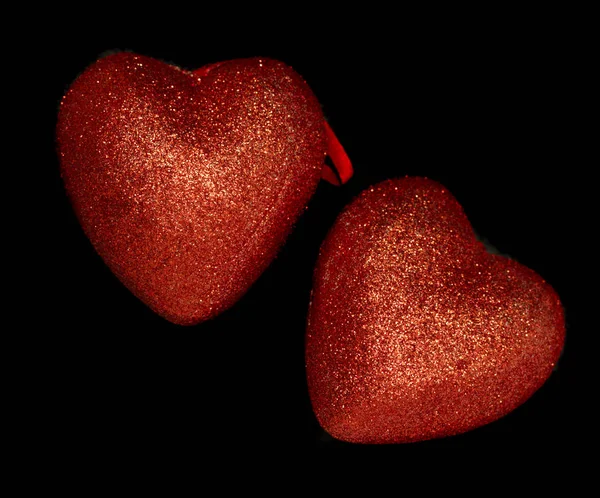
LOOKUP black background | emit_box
[39,17,585,454]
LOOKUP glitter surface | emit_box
[57,53,326,325]
[305,177,565,443]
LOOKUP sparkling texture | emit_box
[57,53,326,325]
[306,177,565,443]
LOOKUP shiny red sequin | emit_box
[57,53,326,325]
[306,177,565,443]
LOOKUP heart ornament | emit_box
[57,53,349,325]
[306,177,564,443]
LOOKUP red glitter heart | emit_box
[57,53,330,325]
[306,177,564,443]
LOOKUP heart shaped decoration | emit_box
[306,177,564,443]
[57,53,331,325]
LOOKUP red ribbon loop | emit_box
[322,121,353,186]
